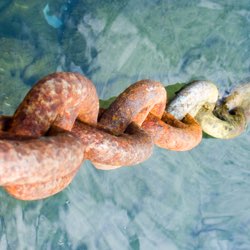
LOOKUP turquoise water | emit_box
[0,0,250,249]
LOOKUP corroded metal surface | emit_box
[142,112,202,151]
[4,168,79,200]
[0,126,84,200]
[72,121,153,170]
[0,72,249,200]
[99,79,167,134]
[0,72,99,200]
[99,79,202,152]
[0,133,83,185]
[88,79,167,169]
[9,72,99,136]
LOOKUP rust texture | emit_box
[99,79,167,135]
[0,72,223,200]
[142,112,202,151]
[81,79,167,169]
[0,133,83,185]
[0,73,162,198]
[72,121,153,170]
[99,79,202,151]
[9,72,99,136]
[5,168,79,200]
[0,72,99,200]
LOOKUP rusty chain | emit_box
[0,72,249,200]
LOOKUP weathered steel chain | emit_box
[0,72,249,200]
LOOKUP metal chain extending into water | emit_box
[0,72,249,200]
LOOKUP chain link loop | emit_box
[0,72,249,200]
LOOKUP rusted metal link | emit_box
[0,73,161,198]
[99,80,167,134]
[69,79,166,170]
[142,112,202,151]
[0,72,100,200]
[99,79,202,152]
[0,126,83,200]
[72,121,153,170]
[90,79,167,169]
[4,169,78,200]
[0,131,83,200]
[1,72,247,200]
[9,72,99,136]
[0,127,82,185]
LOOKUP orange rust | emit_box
[142,112,202,151]
[0,126,84,200]
[0,74,161,198]
[9,72,99,136]
[72,121,153,170]
[0,72,99,200]
[78,79,168,170]
[4,168,79,200]
[0,73,204,200]
[0,133,83,185]
[99,79,201,151]
[99,79,167,135]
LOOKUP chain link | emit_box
[0,72,249,200]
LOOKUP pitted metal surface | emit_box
[0,73,249,200]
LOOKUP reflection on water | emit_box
[0,0,250,249]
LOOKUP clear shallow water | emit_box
[0,0,250,249]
